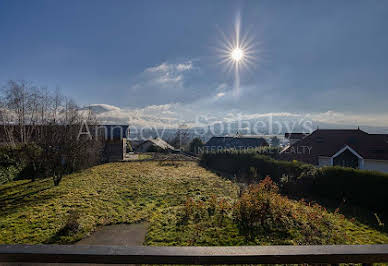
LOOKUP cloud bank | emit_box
[86,103,388,131]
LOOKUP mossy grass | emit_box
[1,161,387,245]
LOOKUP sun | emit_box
[216,13,259,95]
[216,18,257,73]
[231,48,243,62]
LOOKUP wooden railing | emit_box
[0,244,387,264]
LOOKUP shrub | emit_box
[0,164,21,184]
[233,177,348,244]
[0,144,43,183]
[0,146,21,182]
[179,177,348,245]
[189,137,204,154]
[47,210,82,243]
[201,151,388,214]
[62,210,81,234]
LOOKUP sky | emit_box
[1,0,388,128]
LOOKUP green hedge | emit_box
[313,166,388,212]
[200,152,388,213]
[0,144,42,184]
[200,152,315,182]
[0,145,25,184]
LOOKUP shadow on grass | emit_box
[0,180,33,194]
[0,178,51,200]
[0,187,51,206]
[0,191,63,218]
[44,211,81,244]
[0,179,65,217]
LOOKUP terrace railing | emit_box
[1,244,388,265]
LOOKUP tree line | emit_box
[0,80,103,185]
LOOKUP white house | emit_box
[282,129,388,173]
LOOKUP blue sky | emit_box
[1,0,388,127]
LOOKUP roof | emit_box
[204,136,269,148]
[282,129,388,160]
[284,133,309,140]
[141,138,175,150]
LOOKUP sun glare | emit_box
[217,18,257,72]
[216,13,259,95]
[231,48,243,62]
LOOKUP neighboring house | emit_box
[281,129,388,173]
[136,137,175,152]
[128,139,144,151]
[99,125,130,140]
[204,136,269,152]
[104,138,127,162]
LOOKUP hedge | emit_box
[200,152,315,183]
[200,152,388,213]
[0,144,43,184]
[313,166,388,212]
[0,145,26,184]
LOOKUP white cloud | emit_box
[238,112,301,120]
[156,74,182,85]
[176,62,193,71]
[216,92,225,98]
[86,103,184,128]
[145,62,170,73]
[145,61,192,73]
[306,110,388,126]
[131,60,194,92]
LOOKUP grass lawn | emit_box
[0,161,237,244]
[137,154,153,160]
[125,153,153,160]
[1,161,387,245]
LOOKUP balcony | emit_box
[1,244,388,265]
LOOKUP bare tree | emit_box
[0,80,103,184]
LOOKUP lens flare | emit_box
[216,13,259,96]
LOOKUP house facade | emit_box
[281,129,388,173]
